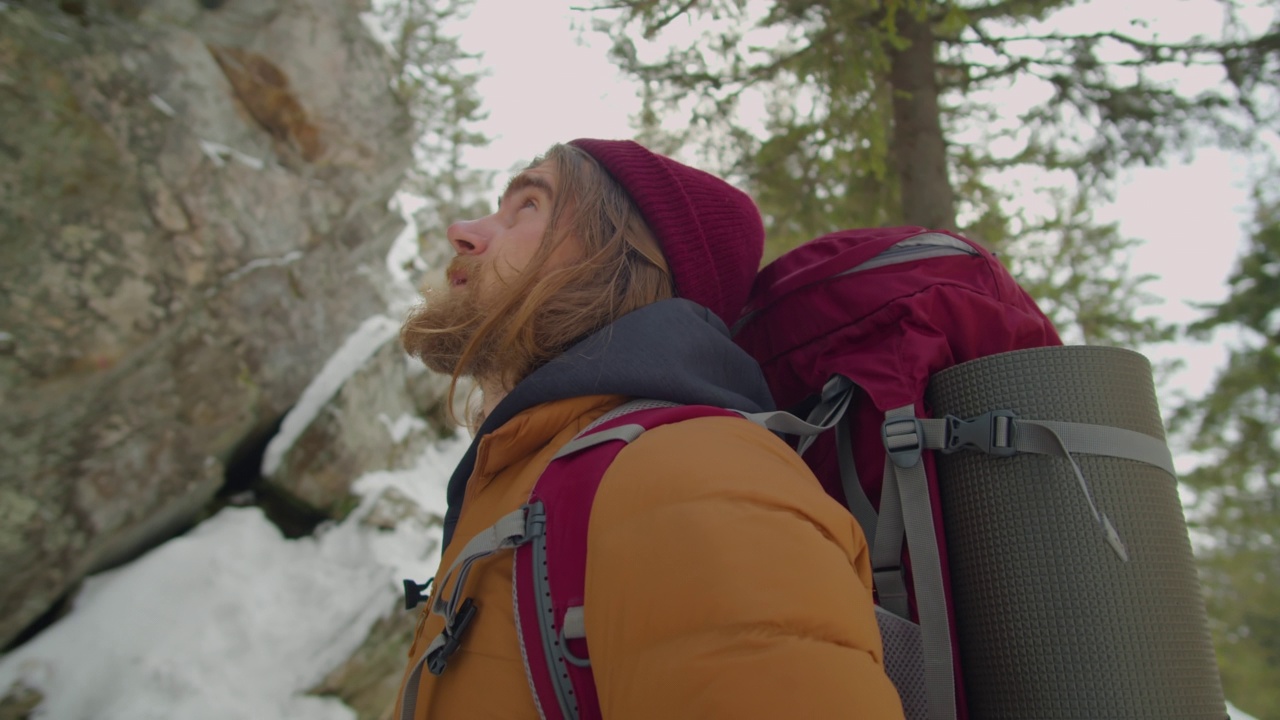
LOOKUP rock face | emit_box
[0,0,415,648]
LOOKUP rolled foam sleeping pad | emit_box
[925,345,1226,719]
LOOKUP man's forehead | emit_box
[500,162,557,206]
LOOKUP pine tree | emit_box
[588,0,1278,346]
[377,0,493,245]
[1175,188,1280,719]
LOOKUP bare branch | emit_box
[647,0,702,35]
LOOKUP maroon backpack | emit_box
[404,227,1063,720]
[508,227,1062,720]
[733,227,1062,719]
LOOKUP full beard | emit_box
[401,259,511,382]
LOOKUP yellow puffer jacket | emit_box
[397,393,905,719]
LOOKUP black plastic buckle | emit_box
[402,578,433,610]
[427,598,478,676]
[942,411,1017,457]
[882,417,924,468]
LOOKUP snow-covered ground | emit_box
[0,435,467,720]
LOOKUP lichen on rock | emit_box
[0,0,417,648]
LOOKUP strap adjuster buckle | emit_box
[882,417,924,468]
[427,598,479,676]
[943,410,1017,457]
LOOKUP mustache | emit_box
[446,256,483,283]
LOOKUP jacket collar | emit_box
[441,299,773,549]
[472,395,623,480]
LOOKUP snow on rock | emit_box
[147,93,176,118]
[222,250,305,285]
[197,139,267,170]
[262,315,402,477]
[351,438,467,583]
[385,197,423,288]
[383,191,436,316]
[0,434,466,720]
[379,413,429,444]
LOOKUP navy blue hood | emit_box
[439,298,773,548]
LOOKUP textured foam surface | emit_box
[926,346,1225,719]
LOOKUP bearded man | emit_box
[396,139,903,719]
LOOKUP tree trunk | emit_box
[888,10,957,229]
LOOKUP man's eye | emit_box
[521,197,537,210]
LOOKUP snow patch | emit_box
[351,436,467,580]
[0,431,466,720]
[261,315,401,477]
[0,427,465,712]
[0,508,380,720]
[378,413,428,444]
[351,437,462,522]
[198,139,266,170]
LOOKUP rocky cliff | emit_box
[0,0,420,648]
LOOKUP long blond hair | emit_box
[401,143,675,420]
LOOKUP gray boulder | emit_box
[0,0,414,647]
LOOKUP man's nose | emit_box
[447,217,490,255]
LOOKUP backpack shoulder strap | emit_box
[514,401,741,720]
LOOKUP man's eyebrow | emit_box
[499,172,555,208]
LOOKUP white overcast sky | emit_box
[449,0,1276,435]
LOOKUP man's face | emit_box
[404,160,575,379]
[448,160,576,302]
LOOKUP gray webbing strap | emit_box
[792,376,879,547]
[740,374,858,443]
[1014,419,1175,476]
[883,403,956,720]
[914,414,1175,562]
[553,423,648,460]
[1009,420,1132,561]
[399,653,428,720]
[430,508,530,625]
[871,456,908,619]
[797,376,856,456]
[837,413,879,548]
[584,399,680,433]
[402,507,539,718]
[735,409,833,436]
[914,416,1174,476]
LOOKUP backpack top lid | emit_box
[734,227,1062,413]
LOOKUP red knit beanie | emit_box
[569,139,764,327]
